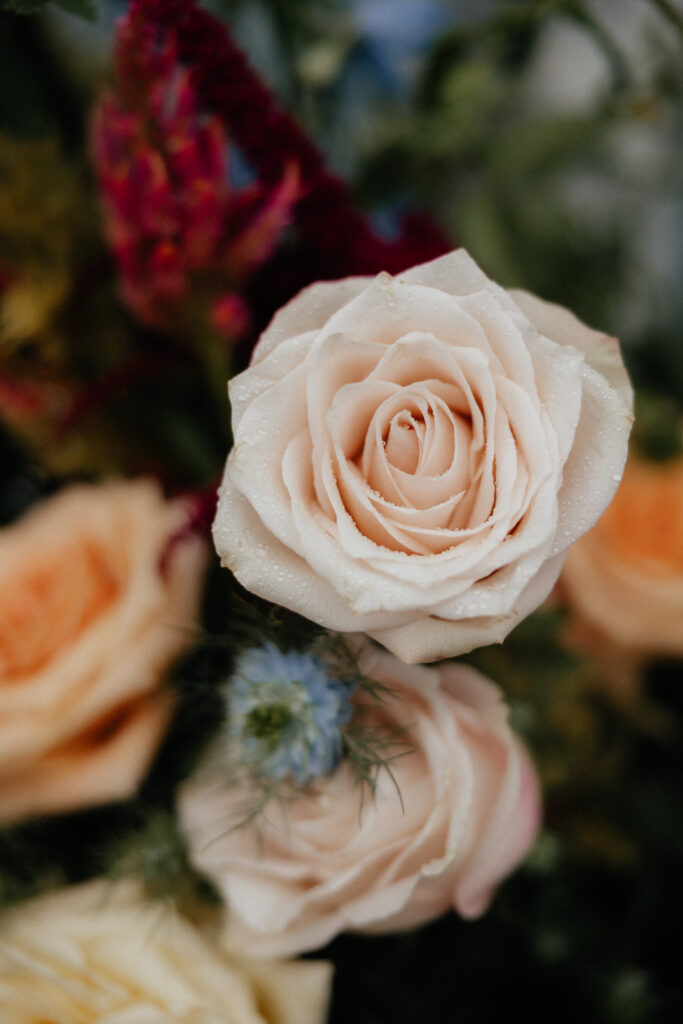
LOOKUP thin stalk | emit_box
[648,0,683,37]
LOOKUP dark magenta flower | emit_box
[91,6,301,336]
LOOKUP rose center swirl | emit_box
[330,384,490,554]
[363,388,476,489]
[0,540,120,681]
[384,412,424,474]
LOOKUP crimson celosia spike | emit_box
[93,0,449,336]
[202,119,228,185]
[225,163,302,282]
[211,292,251,341]
[125,0,449,278]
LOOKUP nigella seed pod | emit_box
[227,644,354,785]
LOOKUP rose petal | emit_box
[180,653,540,956]
[252,277,370,362]
[371,551,565,662]
[213,248,633,662]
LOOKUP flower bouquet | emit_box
[0,0,681,1021]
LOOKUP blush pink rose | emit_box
[0,480,207,823]
[178,648,541,957]
[562,454,683,657]
[213,249,633,663]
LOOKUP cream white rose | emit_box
[213,249,633,662]
[0,880,332,1024]
[0,480,207,823]
[179,649,541,957]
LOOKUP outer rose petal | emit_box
[251,278,371,363]
[371,552,566,663]
[179,651,541,957]
[508,289,633,408]
[509,288,634,551]
[214,249,633,662]
[0,692,174,823]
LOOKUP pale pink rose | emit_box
[0,480,207,823]
[0,879,332,1024]
[178,648,541,957]
[562,454,683,658]
[213,249,633,663]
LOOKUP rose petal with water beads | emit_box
[214,248,633,661]
[307,335,389,519]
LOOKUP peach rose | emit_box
[0,880,332,1024]
[213,249,633,663]
[0,480,206,823]
[179,648,541,957]
[562,454,683,657]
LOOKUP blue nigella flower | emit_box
[227,644,354,785]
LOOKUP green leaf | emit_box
[490,115,602,180]
[53,0,97,21]
[0,31,52,137]
[0,0,50,13]
[632,391,683,462]
[0,0,97,17]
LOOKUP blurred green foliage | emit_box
[0,0,95,18]
[0,2,681,1021]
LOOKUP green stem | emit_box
[649,0,683,37]
[568,2,633,92]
